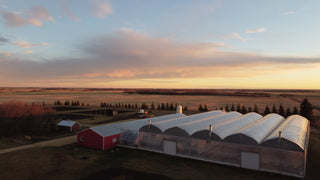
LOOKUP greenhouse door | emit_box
[163,140,176,155]
[241,152,259,170]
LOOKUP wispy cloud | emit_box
[91,0,113,18]
[24,50,33,54]
[0,35,9,43]
[221,32,247,42]
[283,11,296,15]
[0,6,54,27]
[60,1,81,21]
[12,40,48,49]
[245,27,266,34]
[0,51,11,57]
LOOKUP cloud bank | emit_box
[0,29,319,86]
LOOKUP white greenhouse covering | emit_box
[225,113,285,145]
[262,115,309,151]
[167,111,242,136]
[89,113,186,137]
[212,112,263,140]
[120,113,186,131]
[143,110,224,133]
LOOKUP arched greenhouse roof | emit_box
[212,112,263,140]
[224,113,284,145]
[120,113,186,132]
[140,110,225,134]
[261,115,309,151]
[168,111,242,136]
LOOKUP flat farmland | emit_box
[0,88,319,117]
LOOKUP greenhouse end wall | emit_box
[119,131,308,178]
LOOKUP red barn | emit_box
[57,120,80,132]
[77,124,121,150]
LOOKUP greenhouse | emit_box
[116,109,309,178]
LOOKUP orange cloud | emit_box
[246,28,266,34]
[12,41,48,49]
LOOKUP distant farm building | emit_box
[58,120,80,132]
[77,106,309,178]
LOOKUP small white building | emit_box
[58,120,80,132]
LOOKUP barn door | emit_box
[163,140,176,155]
[241,152,259,170]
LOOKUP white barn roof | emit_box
[212,112,263,140]
[58,120,78,127]
[90,124,121,137]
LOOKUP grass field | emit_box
[0,126,319,180]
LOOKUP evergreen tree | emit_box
[248,106,252,112]
[285,107,292,118]
[241,105,247,114]
[199,104,203,111]
[169,103,174,110]
[264,105,271,115]
[278,104,285,116]
[151,102,155,110]
[272,104,277,113]
[231,104,235,111]
[183,106,188,111]
[157,104,161,110]
[204,104,208,112]
[293,106,299,114]
[300,98,313,122]
[236,104,241,113]
[253,104,259,113]
[225,105,230,112]
[161,103,165,110]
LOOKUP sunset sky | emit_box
[0,0,319,89]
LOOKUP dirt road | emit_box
[0,135,76,155]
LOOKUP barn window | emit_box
[80,136,84,142]
[112,138,117,143]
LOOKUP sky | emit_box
[0,0,320,89]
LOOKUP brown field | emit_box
[1,88,319,121]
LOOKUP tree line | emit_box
[54,100,89,107]
[0,101,57,136]
[218,98,313,122]
[100,102,188,111]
